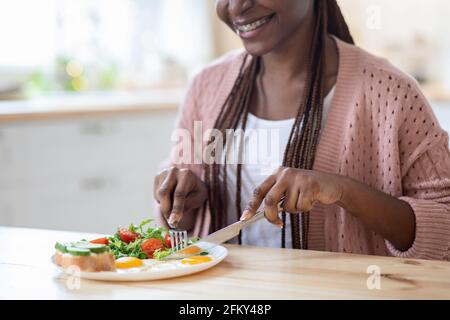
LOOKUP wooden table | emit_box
[1,226,449,299]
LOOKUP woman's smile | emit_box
[216,0,313,56]
[234,13,275,39]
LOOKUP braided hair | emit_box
[205,0,354,249]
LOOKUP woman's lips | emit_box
[234,14,274,39]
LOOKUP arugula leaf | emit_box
[188,237,200,245]
[144,226,164,240]
[128,219,153,236]
[153,248,173,260]
[138,219,152,231]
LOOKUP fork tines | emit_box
[169,229,188,251]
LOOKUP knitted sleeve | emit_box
[154,73,204,231]
[166,72,203,174]
[385,81,450,260]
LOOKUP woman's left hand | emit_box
[240,167,346,227]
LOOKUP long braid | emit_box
[205,55,259,232]
[293,2,328,247]
[206,56,249,232]
[205,0,354,248]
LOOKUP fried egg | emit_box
[115,257,144,269]
[181,255,213,265]
[114,252,213,273]
[178,245,202,255]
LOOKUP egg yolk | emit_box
[178,246,202,255]
[115,257,144,269]
[181,255,213,265]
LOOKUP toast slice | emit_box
[54,251,115,272]
[54,241,116,272]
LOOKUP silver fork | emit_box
[169,229,188,251]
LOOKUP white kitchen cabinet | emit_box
[0,110,178,233]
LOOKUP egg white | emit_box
[115,256,214,273]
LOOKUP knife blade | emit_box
[161,210,265,260]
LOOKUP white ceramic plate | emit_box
[52,245,228,281]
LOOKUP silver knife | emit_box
[161,210,265,260]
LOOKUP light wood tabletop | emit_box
[1,226,449,299]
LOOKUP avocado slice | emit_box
[72,241,109,254]
[54,242,67,253]
[66,246,91,256]
[55,240,110,256]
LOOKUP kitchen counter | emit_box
[0,89,183,123]
[1,226,450,299]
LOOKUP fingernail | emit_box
[276,220,284,229]
[240,210,251,221]
[168,213,180,227]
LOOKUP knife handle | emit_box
[239,210,265,229]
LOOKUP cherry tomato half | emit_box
[164,233,172,248]
[90,237,109,245]
[141,238,164,259]
[118,228,140,244]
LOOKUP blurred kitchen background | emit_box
[1,0,450,233]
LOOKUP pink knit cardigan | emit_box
[158,37,450,261]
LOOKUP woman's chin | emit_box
[242,42,273,57]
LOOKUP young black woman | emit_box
[154,0,450,260]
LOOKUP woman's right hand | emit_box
[154,167,208,228]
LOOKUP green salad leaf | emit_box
[105,218,204,260]
[153,248,173,260]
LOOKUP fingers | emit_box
[284,186,316,213]
[168,169,194,227]
[263,182,286,228]
[283,188,300,213]
[241,167,321,229]
[296,188,315,212]
[295,173,319,212]
[156,168,178,221]
[241,174,277,221]
[153,173,162,201]
[155,167,208,229]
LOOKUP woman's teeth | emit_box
[235,15,272,34]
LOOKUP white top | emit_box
[221,86,336,248]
